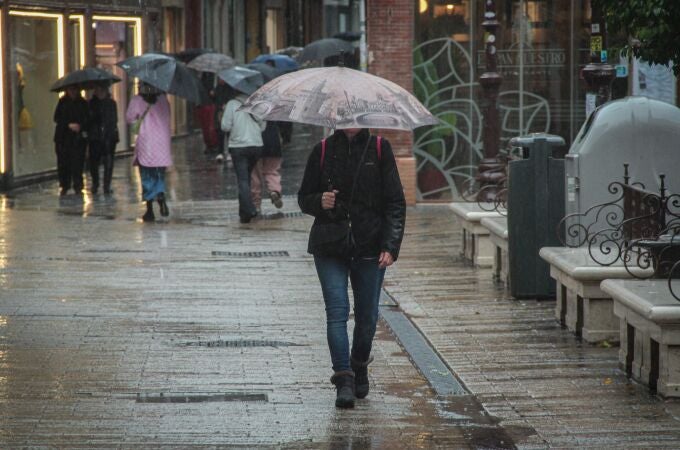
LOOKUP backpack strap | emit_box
[377,136,382,161]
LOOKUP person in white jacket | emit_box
[221,89,266,223]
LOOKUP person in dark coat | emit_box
[87,83,119,195]
[53,85,89,195]
[298,128,406,408]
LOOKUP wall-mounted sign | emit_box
[590,36,602,52]
[615,64,629,78]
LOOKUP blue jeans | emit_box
[230,146,262,219]
[314,255,386,372]
[139,166,166,201]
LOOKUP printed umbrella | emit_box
[187,52,236,73]
[251,54,299,72]
[297,38,355,67]
[50,67,121,92]
[245,63,285,82]
[117,53,208,104]
[217,66,264,96]
[239,66,438,131]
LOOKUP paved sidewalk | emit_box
[0,134,514,449]
[3,132,680,448]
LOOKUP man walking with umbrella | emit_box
[53,85,89,196]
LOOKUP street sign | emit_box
[616,64,629,78]
[591,36,603,52]
[600,50,608,63]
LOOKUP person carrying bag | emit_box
[298,128,406,408]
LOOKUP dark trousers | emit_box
[89,140,116,192]
[56,140,86,193]
[230,146,262,219]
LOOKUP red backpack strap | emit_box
[320,138,327,170]
[377,136,382,161]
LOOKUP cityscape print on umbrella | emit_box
[242,67,437,131]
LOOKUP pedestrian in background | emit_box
[126,83,172,222]
[221,86,265,223]
[87,83,119,195]
[213,78,231,165]
[251,120,284,212]
[53,85,89,196]
[298,128,406,408]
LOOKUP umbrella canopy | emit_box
[297,38,355,67]
[117,53,208,103]
[50,67,121,92]
[245,63,284,82]
[239,66,438,131]
[174,48,215,63]
[251,54,299,71]
[217,66,263,96]
[275,46,303,59]
[187,52,236,73]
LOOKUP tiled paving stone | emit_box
[388,206,680,448]
[0,133,519,448]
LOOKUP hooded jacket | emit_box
[298,129,406,259]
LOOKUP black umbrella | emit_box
[117,53,208,104]
[333,31,362,42]
[174,48,215,63]
[50,67,121,92]
[297,38,355,67]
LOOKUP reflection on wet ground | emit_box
[3,128,679,448]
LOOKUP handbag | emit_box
[308,136,373,257]
[131,104,152,135]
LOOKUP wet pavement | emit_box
[1,128,680,448]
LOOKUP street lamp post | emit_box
[476,0,504,202]
[582,4,615,116]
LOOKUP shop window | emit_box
[94,16,142,150]
[9,12,64,177]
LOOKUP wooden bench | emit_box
[481,216,508,283]
[449,202,505,267]
[540,247,652,343]
[601,279,680,397]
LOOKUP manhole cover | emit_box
[180,339,302,348]
[135,392,268,403]
[211,250,290,257]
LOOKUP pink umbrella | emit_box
[239,66,438,131]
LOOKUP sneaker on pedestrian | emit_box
[215,153,224,163]
[270,191,283,209]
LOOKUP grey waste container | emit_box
[507,133,566,299]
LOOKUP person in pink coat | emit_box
[126,84,173,222]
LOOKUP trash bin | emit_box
[507,133,566,299]
[565,97,680,246]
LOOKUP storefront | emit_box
[413,0,592,201]
[0,3,156,190]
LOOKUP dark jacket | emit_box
[53,95,89,145]
[298,129,406,259]
[88,95,119,144]
[261,121,282,158]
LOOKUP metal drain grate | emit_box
[180,339,302,348]
[380,307,467,396]
[211,250,290,257]
[260,211,305,220]
[136,392,268,403]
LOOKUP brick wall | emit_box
[366,0,417,204]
